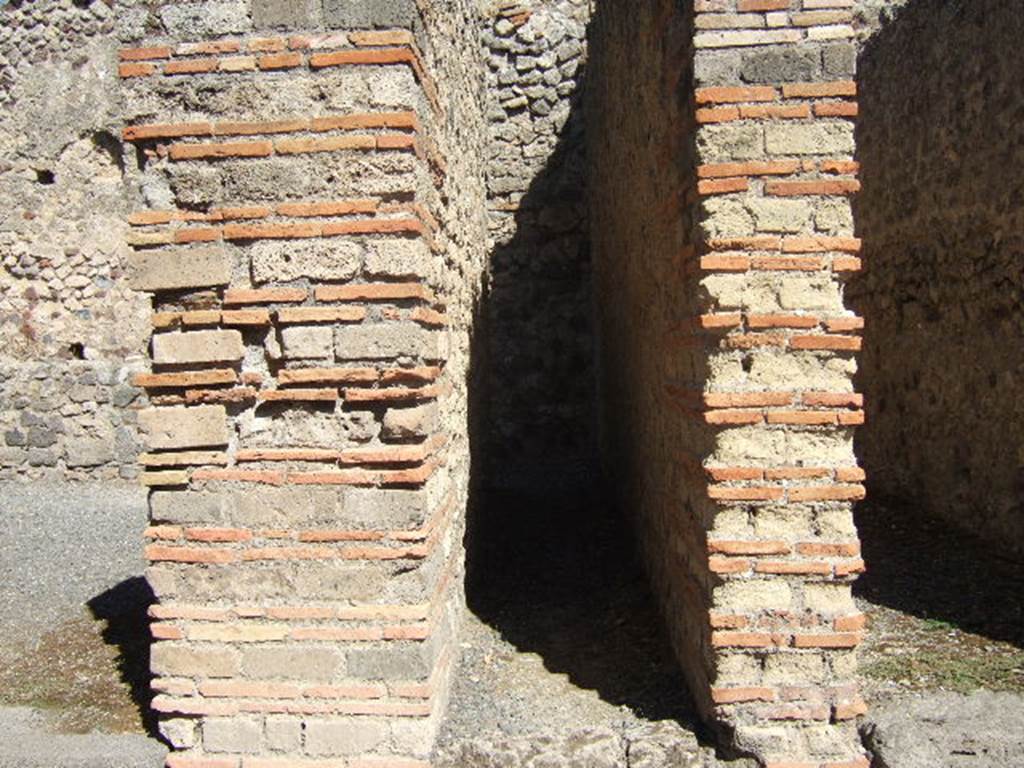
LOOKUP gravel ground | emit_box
[0,482,150,651]
[0,481,166,766]
[0,707,165,768]
[854,498,1024,702]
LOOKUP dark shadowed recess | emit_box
[463,51,699,728]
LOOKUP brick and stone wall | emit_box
[24,0,1018,763]
[0,0,150,481]
[589,1,867,765]
[122,1,489,764]
[851,0,1024,554]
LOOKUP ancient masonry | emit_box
[590,0,867,766]
[124,10,487,767]
[5,0,876,766]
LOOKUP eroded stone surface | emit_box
[863,692,1024,768]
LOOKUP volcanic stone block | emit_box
[138,405,229,450]
[129,248,231,292]
[153,330,245,364]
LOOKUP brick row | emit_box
[129,198,384,223]
[153,134,417,162]
[128,217,427,249]
[697,99,856,126]
[668,327,863,351]
[150,603,429,622]
[672,313,863,337]
[668,387,863,412]
[152,621,431,643]
[153,694,432,718]
[705,483,865,503]
[136,366,440,392]
[154,382,443,408]
[152,677,441,703]
[696,81,855,105]
[146,542,429,564]
[686,254,859,276]
[141,457,443,489]
[710,630,865,649]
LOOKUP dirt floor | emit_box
[853,497,1024,702]
[0,579,154,736]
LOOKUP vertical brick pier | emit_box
[124,25,469,768]
[590,1,867,765]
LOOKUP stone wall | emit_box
[0,0,150,481]
[479,0,593,490]
[120,0,489,764]
[590,0,868,765]
[851,0,1024,554]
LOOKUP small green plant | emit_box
[921,618,956,632]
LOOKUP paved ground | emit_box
[0,482,167,766]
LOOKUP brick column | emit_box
[691,1,866,766]
[589,1,867,766]
[122,28,462,768]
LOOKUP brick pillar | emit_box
[692,1,867,766]
[122,27,463,768]
[589,1,867,766]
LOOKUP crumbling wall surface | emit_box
[480,0,593,490]
[124,0,488,763]
[0,0,151,481]
[590,0,868,765]
[852,0,1024,553]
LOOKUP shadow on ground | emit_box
[0,576,157,738]
[855,498,1024,649]
[464,483,701,728]
[87,577,159,738]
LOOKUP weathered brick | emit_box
[695,29,802,48]
[304,718,388,756]
[382,403,438,440]
[169,141,274,161]
[346,647,432,680]
[280,326,334,359]
[264,717,302,752]
[251,240,362,283]
[164,58,219,75]
[203,717,262,754]
[240,646,343,681]
[151,643,239,678]
[764,123,855,156]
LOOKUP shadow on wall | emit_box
[851,0,1024,647]
[462,57,700,727]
